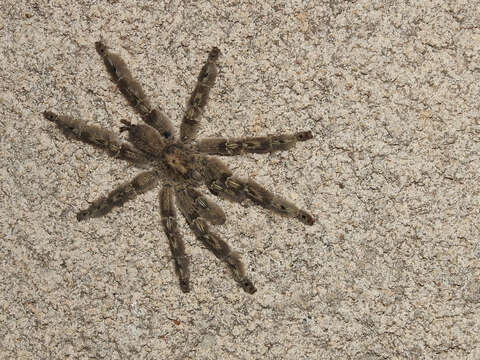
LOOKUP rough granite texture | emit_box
[1,1,480,359]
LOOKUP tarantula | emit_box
[43,41,314,294]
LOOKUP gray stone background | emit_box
[1,1,479,359]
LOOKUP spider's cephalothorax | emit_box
[44,41,315,294]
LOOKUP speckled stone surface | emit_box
[1,1,480,359]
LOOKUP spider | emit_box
[43,41,315,294]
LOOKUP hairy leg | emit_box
[175,186,256,294]
[119,120,166,157]
[43,111,148,164]
[77,170,159,221]
[202,157,315,225]
[197,131,313,156]
[180,47,220,143]
[175,185,226,225]
[95,41,175,140]
[159,184,190,293]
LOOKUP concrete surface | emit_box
[1,0,479,359]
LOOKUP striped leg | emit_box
[197,131,313,156]
[95,41,175,140]
[175,185,226,225]
[77,170,159,221]
[159,184,190,293]
[180,47,220,143]
[176,186,256,294]
[202,157,315,225]
[43,111,148,164]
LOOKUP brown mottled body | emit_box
[198,131,313,156]
[44,41,314,294]
[180,47,220,143]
